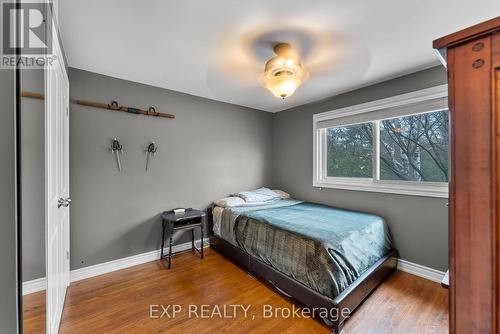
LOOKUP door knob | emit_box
[57,197,71,208]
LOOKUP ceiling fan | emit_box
[206,26,370,106]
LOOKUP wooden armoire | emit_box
[433,17,500,334]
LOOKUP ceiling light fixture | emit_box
[260,43,308,99]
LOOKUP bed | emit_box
[207,198,398,333]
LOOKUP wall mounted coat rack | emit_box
[21,91,175,119]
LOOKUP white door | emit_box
[45,21,70,334]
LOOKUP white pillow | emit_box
[214,197,246,208]
[233,187,281,203]
[272,189,290,199]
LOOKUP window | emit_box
[313,85,449,197]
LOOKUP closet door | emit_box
[45,19,70,334]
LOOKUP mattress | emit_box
[213,199,392,299]
[212,206,224,236]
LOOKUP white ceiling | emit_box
[60,1,500,112]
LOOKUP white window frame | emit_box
[313,85,449,198]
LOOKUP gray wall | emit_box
[21,70,46,281]
[272,66,449,271]
[69,68,273,270]
[0,69,19,333]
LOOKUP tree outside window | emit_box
[379,110,448,182]
[326,110,449,182]
[326,123,373,178]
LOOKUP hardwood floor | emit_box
[23,249,448,333]
[23,287,45,334]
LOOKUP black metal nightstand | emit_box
[160,209,206,269]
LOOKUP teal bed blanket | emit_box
[218,200,392,299]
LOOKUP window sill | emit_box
[313,178,449,198]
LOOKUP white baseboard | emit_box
[22,276,47,295]
[23,238,209,296]
[397,259,445,283]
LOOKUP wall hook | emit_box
[110,137,123,171]
[145,141,158,171]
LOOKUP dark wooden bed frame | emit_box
[206,205,398,333]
